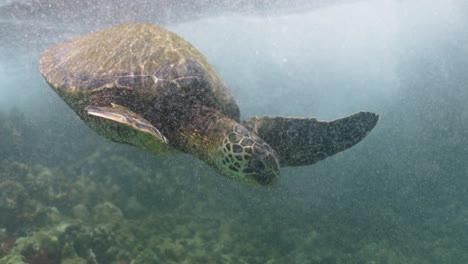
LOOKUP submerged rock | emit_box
[92,202,123,223]
[61,257,87,264]
[71,204,90,222]
[4,223,69,264]
[123,196,147,219]
[0,180,26,210]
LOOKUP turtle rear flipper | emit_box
[243,112,379,167]
[85,103,177,155]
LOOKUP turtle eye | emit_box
[248,147,279,186]
[252,159,265,172]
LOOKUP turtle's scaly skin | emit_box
[218,124,278,185]
[40,23,280,186]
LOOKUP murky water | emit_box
[1,0,467,263]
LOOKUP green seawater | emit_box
[1,1,468,263]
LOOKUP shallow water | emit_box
[1,0,468,263]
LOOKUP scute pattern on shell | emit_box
[39,23,239,121]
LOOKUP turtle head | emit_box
[215,124,280,186]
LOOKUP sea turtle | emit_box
[39,23,378,186]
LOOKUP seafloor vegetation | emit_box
[0,101,467,264]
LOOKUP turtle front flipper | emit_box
[243,112,379,167]
[85,103,177,155]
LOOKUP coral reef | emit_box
[1,107,468,263]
